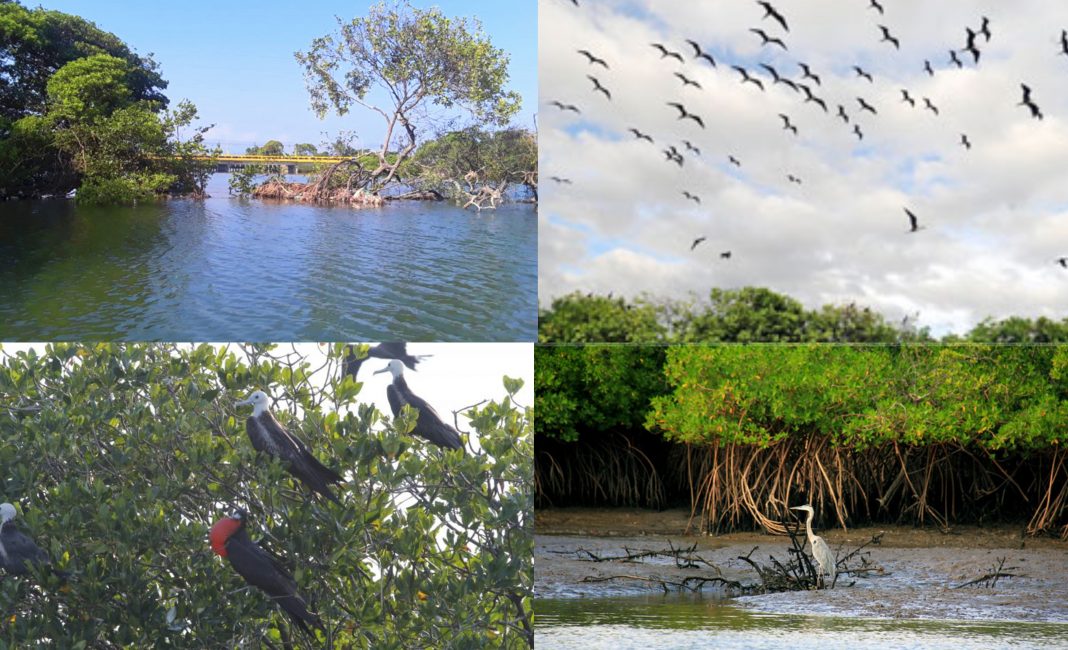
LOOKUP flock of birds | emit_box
[0,343,465,637]
[548,1,1068,269]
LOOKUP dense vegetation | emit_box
[0,343,532,647]
[0,0,217,203]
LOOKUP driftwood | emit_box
[953,556,1021,588]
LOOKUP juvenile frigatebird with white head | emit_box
[1,502,63,577]
[344,342,430,380]
[235,391,344,504]
[374,359,464,450]
[790,504,836,588]
[210,510,323,636]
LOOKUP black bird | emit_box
[980,16,991,42]
[549,100,581,113]
[1057,257,1068,268]
[759,63,783,83]
[787,174,802,185]
[798,63,821,86]
[779,77,800,93]
[901,89,916,107]
[587,75,611,100]
[879,25,900,49]
[949,49,963,68]
[960,134,971,149]
[0,503,65,578]
[1019,84,1043,120]
[568,0,578,5]
[779,113,798,135]
[682,140,701,155]
[720,251,733,260]
[210,511,323,637]
[800,86,828,112]
[856,97,877,115]
[732,66,765,91]
[837,104,850,123]
[757,1,790,32]
[1060,30,1068,57]
[235,391,344,504]
[924,60,935,76]
[682,191,701,204]
[728,155,742,167]
[629,128,654,143]
[853,66,874,82]
[904,208,923,233]
[374,360,464,450]
[651,43,684,63]
[667,102,706,127]
[674,72,702,89]
[344,342,427,380]
[663,147,685,167]
[963,28,981,64]
[686,39,717,67]
[691,236,706,251]
[853,124,864,140]
[869,0,884,14]
[549,176,573,184]
[750,28,787,50]
[577,49,609,68]
[923,97,939,115]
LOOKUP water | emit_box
[0,175,536,341]
[536,595,1068,649]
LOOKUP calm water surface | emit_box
[0,175,536,340]
[536,595,1068,649]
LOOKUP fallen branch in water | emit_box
[579,574,753,594]
[954,556,1021,589]
[565,541,718,569]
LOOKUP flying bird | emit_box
[1057,257,1068,269]
[682,191,701,204]
[878,25,900,49]
[651,43,684,62]
[674,72,702,89]
[587,75,612,100]
[750,28,788,50]
[856,97,877,115]
[210,510,323,636]
[779,113,798,135]
[853,124,864,140]
[663,147,684,167]
[235,391,344,504]
[682,140,701,155]
[691,236,706,251]
[667,102,706,127]
[960,134,972,149]
[900,89,916,107]
[801,86,828,112]
[1019,83,1043,120]
[732,66,765,91]
[0,503,65,578]
[759,63,783,82]
[924,60,935,76]
[798,62,821,85]
[757,1,790,32]
[1059,30,1068,56]
[549,101,580,113]
[577,49,609,68]
[373,359,464,450]
[923,97,939,115]
[629,128,654,143]
[787,174,802,185]
[869,0,884,14]
[949,49,964,68]
[549,176,573,184]
[980,17,991,42]
[837,105,850,123]
[904,208,924,233]
[728,155,742,167]
[344,342,427,380]
[720,251,732,260]
[963,28,981,64]
[686,39,717,67]
[853,66,874,82]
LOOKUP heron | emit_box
[790,504,836,588]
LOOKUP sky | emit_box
[539,0,1068,335]
[33,0,537,154]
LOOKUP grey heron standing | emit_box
[374,359,464,451]
[790,504,836,588]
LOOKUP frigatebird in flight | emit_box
[779,113,798,135]
[235,391,344,504]
[799,62,821,85]
[664,147,684,167]
[960,134,971,150]
[374,360,464,450]
[853,124,864,140]
[0,503,67,578]
[667,102,706,127]
[686,39,717,67]
[587,75,611,100]
[904,208,924,233]
[800,85,828,112]
[923,97,939,115]
[980,17,991,42]
[682,191,701,204]
[750,28,787,50]
[1019,84,1043,120]
[949,50,964,68]
[963,28,981,64]
[629,128,654,143]
[837,105,850,123]
[732,66,765,91]
[720,251,733,260]
[869,0,884,14]
[756,1,789,32]
[674,72,702,89]
[901,89,916,107]
[550,176,573,184]
[210,510,323,637]
[879,25,900,49]
[344,342,427,380]
[1059,30,1068,57]
[549,101,580,114]
[577,49,609,68]
[853,66,874,82]
[924,60,935,76]
[651,43,684,62]
[787,174,802,185]
[691,236,706,251]
[1057,257,1068,269]
[856,97,878,115]
[728,155,742,167]
[682,140,701,155]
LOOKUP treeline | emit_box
[536,344,1068,538]
[0,0,217,204]
[539,288,1068,344]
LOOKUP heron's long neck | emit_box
[804,510,816,545]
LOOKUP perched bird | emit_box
[732,65,765,91]
[549,100,580,113]
[960,133,972,149]
[750,27,788,50]
[923,97,939,115]
[837,104,850,123]
[587,75,611,100]
[667,102,706,127]
[686,39,717,67]
[577,49,609,68]
[757,1,790,32]
[856,97,877,115]
[853,66,874,83]
[904,207,924,232]
[344,342,427,380]
[779,113,799,135]
[373,360,464,450]
[790,505,836,588]
[1019,84,1043,120]
[691,236,707,251]
[651,43,684,63]
[682,190,701,204]
[878,25,900,49]
[900,89,916,107]
[682,140,701,155]
[1,503,64,578]
[963,28,981,64]
[799,62,821,85]
[674,71,702,89]
[949,49,964,68]
[869,0,884,14]
[924,60,935,76]
[235,391,344,504]
[629,128,654,143]
[210,511,323,636]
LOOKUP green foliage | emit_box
[406,126,537,201]
[246,140,285,156]
[538,293,667,344]
[46,54,136,121]
[963,316,1068,343]
[76,172,174,206]
[293,142,318,157]
[228,164,266,197]
[0,343,532,647]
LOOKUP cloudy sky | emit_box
[539,0,1068,335]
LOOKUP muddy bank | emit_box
[536,508,1068,623]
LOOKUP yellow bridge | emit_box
[192,154,353,165]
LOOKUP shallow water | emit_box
[0,175,536,340]
[536,595,1068,649]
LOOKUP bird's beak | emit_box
[373,366,390,375]
[234,397,252,407]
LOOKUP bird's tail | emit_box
[277,594,323,637]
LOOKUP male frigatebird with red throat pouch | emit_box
[235,390,344,504]
[210,510,322,636]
